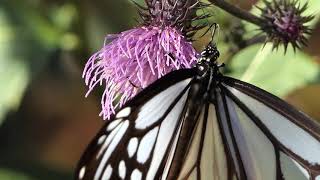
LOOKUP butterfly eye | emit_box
[212,50,220,60]
[201,50,208,57]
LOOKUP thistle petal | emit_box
[83,26,198,119]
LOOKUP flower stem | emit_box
[241,43,272,82]
[245,35,266,46]
[208,0,265,27]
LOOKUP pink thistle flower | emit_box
[83,0,208,120]
[83,25,198,120]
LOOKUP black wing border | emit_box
[121,68,197,110]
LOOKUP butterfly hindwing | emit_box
[175,102,240,180]
[216,76,320,180]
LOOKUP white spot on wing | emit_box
[101,165,112,180]
[137,127,159,163]
[135,78,191,129]
[97,122,123,159]
[280,152,309,180]
[127,137,138,158]
[118,160,126,179]
[131,169,142,180]
[162,119,183,179]
[107,119,122,131]
[292,161,309,179]
[95,121,129,180]
[97,135,107,145]
[116,107,131,118]
[146,90,189,180]
[79,166,86,179]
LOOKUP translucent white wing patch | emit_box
[218,80,320,180]
[177,105,230,180]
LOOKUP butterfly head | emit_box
[196,43,221,76]
[200,44,220,63]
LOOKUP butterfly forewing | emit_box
[76,69,200,180]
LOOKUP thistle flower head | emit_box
[259,0,314,51]
[83,26,198,120]
[82,0,209,120]
[138,0,211,39]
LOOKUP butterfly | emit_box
[75,43,320,180]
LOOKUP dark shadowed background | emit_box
[0,0,319,179]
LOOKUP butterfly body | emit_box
[76,44,320,180]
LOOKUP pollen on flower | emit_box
[83,26,198,120]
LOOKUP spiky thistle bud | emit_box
[83,0,207,120]
[259,0,314,51]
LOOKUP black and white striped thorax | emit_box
[75,44,320,180]
[196,44,221,77]
[195,44,224,103]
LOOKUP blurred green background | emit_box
[0,0,319,179]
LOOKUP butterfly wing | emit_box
[213,76,320,180]
[76,67,320,180]
[76,68,211,180]
[173,102,239,180]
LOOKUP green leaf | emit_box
[0,10,30,125]
[0,60,29,125]
[226,44,320,97]
[0,169,35,180]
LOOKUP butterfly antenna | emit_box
[197,3,219,46]
[198,22,214,38]
[210,23,220,46]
